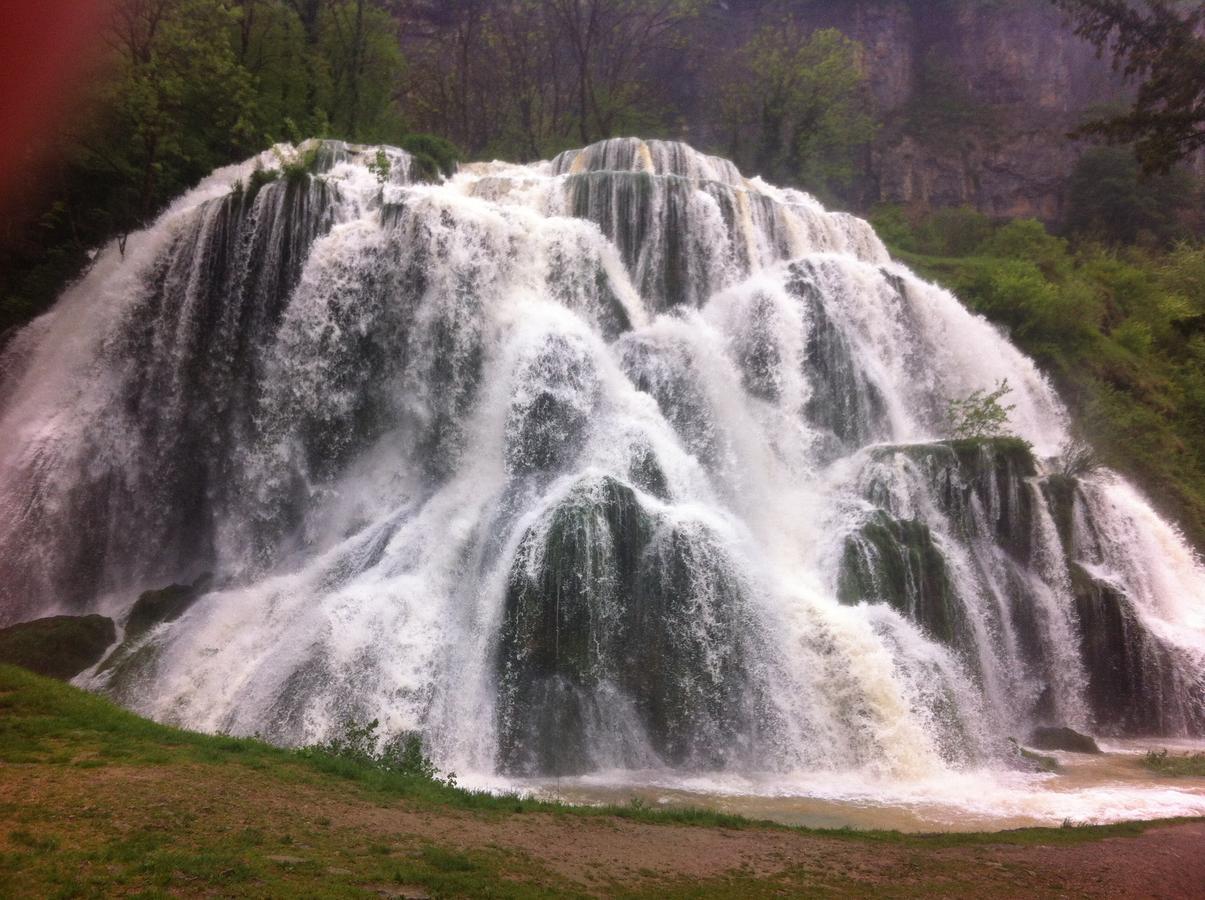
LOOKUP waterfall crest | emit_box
[1,137,1202,783]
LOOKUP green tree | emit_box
[0,0,437,337]
[544,0,704,145]
[1065,147,1194,246]
[93,0,257,238]
[946,380,1017,440]
[1053,0,1205,172]
[720,24,875,193]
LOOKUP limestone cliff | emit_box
[693,0,1131,220]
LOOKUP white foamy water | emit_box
[0,138,1202,826]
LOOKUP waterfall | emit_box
[0,137,1202,787]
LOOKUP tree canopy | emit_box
[1053,0,1205,172]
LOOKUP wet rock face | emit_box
[496,477,758,775]
[1070,563,1205,736]
[844,439,1205,738]
[0,615,116,680]
[125,579,208,640]
[838,511,964,649]
[788,262,887,456]
[1027,725,1100,754]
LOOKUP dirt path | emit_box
[3,762,1204,897]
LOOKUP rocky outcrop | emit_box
[496,476,761,774]
[0,614,116,680]
[689,0,1130,222]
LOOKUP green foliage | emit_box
[300,717,442,783]
[276,144,321,183]
[0,0,418,336]
[1143,749,1205,776]
[721,24,876,193]
[1053,1,1205,173]
[245,165,281,204]
[1065,147,1195,246]
[878,207,1205,547]
[398,133,461,180]
[368,147,391,184]
[946,379,1017,440]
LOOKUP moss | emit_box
[1041,473,1079,551]
[0,614,116,680]
[125,579,206,640]
[244,166,279,205]
[1143,750,1205,777]
[838,510,965,649]
[497,475,756,774]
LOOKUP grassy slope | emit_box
[1,665,1201,898]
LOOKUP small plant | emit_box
[1058,436,1101,479]
[367,148,391,185]
[1143,749,1205,776]
[300,717,444,782]
[946,378,1016,440]
[272,144,319,184]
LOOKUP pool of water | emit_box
[476,739,1205,833]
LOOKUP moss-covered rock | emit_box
[496,476,757,774]
[125,579,207,640]
[1040,473,1079,553]
[1069,563,1203,735]
[866,438,1038,563]
[788,262,887,455]
[0,615,116,680]
[95,577,209,697]
[838,511,965,649]
[1027,725,1100,754]
[1006,738,1061,773]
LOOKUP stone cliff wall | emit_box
[690,0,1131,220]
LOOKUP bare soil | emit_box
[3,761,1204,897]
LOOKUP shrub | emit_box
[300,718,441,782]
[1057,437,1102,478]
[946,379,1015,440]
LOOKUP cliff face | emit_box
[866,0,1127,220]
[697,0,1131,220]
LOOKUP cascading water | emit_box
[1,138,1204,824]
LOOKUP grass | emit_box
[0,663,1201,897]
[1144,749,1205,777]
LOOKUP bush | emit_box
[946,379,1016,440]
[918,206,994,257]
[399,133,461,181]
[300,718,442,782]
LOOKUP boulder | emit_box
[1028,725,1101,754]
[0,614,116,679]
